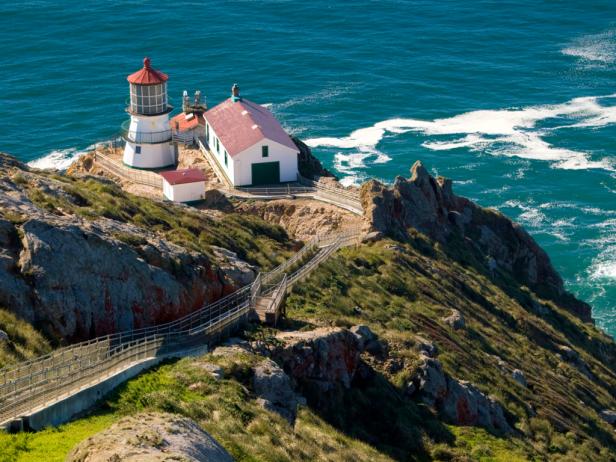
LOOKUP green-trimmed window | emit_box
[262,145,269,157]
[224,151,228,166]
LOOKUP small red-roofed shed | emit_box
[160,168,206,202]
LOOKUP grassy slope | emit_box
[0,309,50,369]
[7,170,294,269]
[0,170,295,358]
[1,168,615,460]
[284,233,616,461]
[0,353,392,462]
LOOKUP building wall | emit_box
[204,121,298,186]
[233,140,298,186]
[163,180,205,202]
[205,122,236,184]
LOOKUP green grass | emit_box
[0,413,117,462]
[285,237,616,461]
[0,309,51,369]
[20,173,294,270]
[1,352,394,462]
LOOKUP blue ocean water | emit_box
[0,1,614,335]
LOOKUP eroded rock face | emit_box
[11,218,252,342]
[67,412,233,462]
[0,155,255,342]
[253,358,305,423]
[411,353,512,433]
[274,327,362,391]
[360,160,591,322]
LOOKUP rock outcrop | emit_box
[0,154,254,342]
[442,309,465,330]
[274,327,362,391]
[67,412,233,462]
[252,358,305,423]
[294,136,336,179]
[600,409,616,426]
[410,352,512,433]
[360,161,592,322]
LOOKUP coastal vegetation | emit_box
[0,154,614,461]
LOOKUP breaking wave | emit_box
[306,95,616,173]
[27,145,95,171]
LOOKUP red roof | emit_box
[204,98,298,157]
[160,168,206,185]
[127,57,168,85]
[170,112,204,132]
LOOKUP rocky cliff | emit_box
[0,153,289,344]
[361,161,592,322]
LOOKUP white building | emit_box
[123,57,176,169]
[160,169,206,202]
[203,84,299,186]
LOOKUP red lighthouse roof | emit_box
[127,57,168,85]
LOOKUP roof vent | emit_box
[241,110,248,116]
[251,124,259,130]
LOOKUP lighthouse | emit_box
[122,57,175,169]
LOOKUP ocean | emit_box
[1,1,614,335]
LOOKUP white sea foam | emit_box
[562,30,616,65]
[305,94,616,174]
[27,145,94,171]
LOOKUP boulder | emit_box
[414,336,438,358]
[211,246,257,287]
[442,309,465,330]
[198,362,224,381]
[252,358,305,423]
[0,329,8,342]
[558,345,579,362]
[350,325,384,354]
[599,410,616,426]
[512,369,527,387]
[67,412,233,462]
[412,353,511,433]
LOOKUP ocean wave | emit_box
[305,94,616,174]
[27,145,94,171]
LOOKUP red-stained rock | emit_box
[274,327,362,391]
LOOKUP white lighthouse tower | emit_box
[123,57,175,169]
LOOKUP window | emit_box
[216,138,219,153]
[205,123,209,140]
[262,145,269,157]
[224,151,228,166]
[135,146,141,154]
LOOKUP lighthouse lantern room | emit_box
[123,57,175,169]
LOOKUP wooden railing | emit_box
[0,227,362,428]
[94,151,163,190]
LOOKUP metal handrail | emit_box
[120,120,172,144]
[0,227,362,426]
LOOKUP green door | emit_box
[251,161,280,185]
